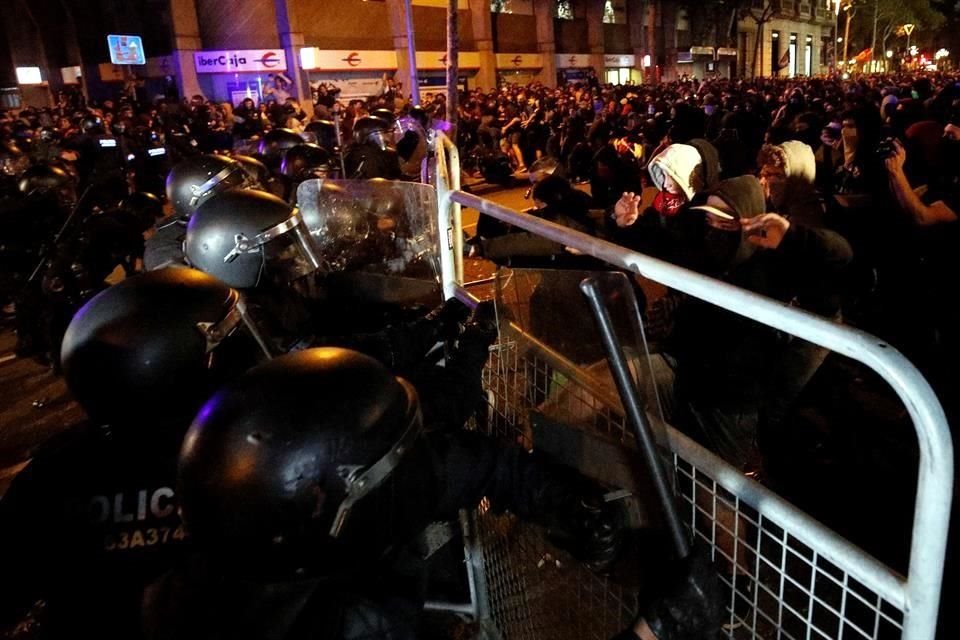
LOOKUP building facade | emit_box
[1,0,839,109]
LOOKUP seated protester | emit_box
[608,139,720,267]
[757,140,825,227]
[143,348,722,640]
[665,176,853,471]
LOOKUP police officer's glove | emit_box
[424,297,472,342]
[457,300,499,353]
[546,493,625,575]
[642,546,723,640]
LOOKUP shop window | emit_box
[555,0,574,19]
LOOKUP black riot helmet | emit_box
[60,268,267,429]
[257,128,304,166]
[352,115,395,150]
[280,143,331,181]
[1,142,28,178]
[119,191,165,233]
[80,114,105,135]
[166,154,256,220]
[178,347,435,577]
[229,153,271,185]
[304,120,338,150]
[184,189,321,289]
[18,164,73,198]
[371,108,397,127]
[408,105,430,130]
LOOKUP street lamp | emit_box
[841,1,854,73]
[832,0,842,71]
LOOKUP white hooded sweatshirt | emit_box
[647,144,704,202]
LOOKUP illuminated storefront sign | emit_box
[194,50,287,73]
[299,49,398,72]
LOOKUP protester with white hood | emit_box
[757,140,825,227]
[608,139,721,266]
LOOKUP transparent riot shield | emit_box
[296,178,442,306]
[486,266,671,503]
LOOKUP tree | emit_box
[849,0,946,68]
[743,0,776,77]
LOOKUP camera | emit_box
[875,137,898,159]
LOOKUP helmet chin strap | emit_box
[188,164,239,208]
[329,388,422,538]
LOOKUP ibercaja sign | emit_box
[194,50,287,73]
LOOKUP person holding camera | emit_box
[882,122,960,420]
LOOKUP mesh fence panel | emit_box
[474,334,905,640]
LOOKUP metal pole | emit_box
[871,0,879,73]
[843,5,852,69]
[402,0,422,105]
[332,104,347,177]
[580,275,690,560]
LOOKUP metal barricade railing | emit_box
[431,134,952,640]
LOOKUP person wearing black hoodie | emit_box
[666,175,853,470]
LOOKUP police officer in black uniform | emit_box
[143,347,721,640]
[182,187,482,429]
[344,116,403,180]
[144,154,261,270]
[0,268,273,639]
[279,142,332,202]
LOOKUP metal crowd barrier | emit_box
[430,133,952,640]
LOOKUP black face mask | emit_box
[702,226,742,273]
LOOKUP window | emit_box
[491,0,509,12]
[676,10,690,47]
[789,33,798,77]
[555,0,574,19]
[805,34,813,75]
[602,0,626,24]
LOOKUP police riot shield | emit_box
[487,266,670,464]
[295,179,441,305]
